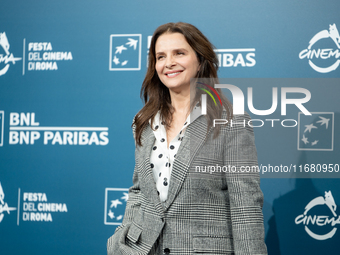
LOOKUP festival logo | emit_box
[27,42,73,72]
[0,182,17,223]
[109,34,141,71]
[22,191,67,222]
[298,112,334,151]
[299,24,340,73]
[0,181,68,224]
[104,188,128,225]
[0,32,22,76]
[295,191,340,240]
[1,33,73,75]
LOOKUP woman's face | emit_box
[155,32,200,93]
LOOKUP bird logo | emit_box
[298,112,334,151]
[109,34,141,71]
[104,188,129,225]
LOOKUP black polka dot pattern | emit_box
[150,108,202,202]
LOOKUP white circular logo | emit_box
[299,24,340,73]
[0,32,22,76]
[295,191,339,240]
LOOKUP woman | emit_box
[107,22,267,255]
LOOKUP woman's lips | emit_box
[165,70,183,77]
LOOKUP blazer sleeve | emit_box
[223,114,268,255]
[107,125,142,255]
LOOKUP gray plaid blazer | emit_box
[107,112,267,255]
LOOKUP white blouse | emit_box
[150,106,202,202]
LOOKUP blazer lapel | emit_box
[137,124,166,219]
[163,115,209,210]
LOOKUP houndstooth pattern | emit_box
[107,112,268,255]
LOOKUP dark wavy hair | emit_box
[133,22,232,146]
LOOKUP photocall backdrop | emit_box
[0,1,339,254]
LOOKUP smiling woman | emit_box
[134,22,231,147]
[154,32,201,144]
[155,33,200,93]
[107,22,268,255]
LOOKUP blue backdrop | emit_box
[1,1,339,254]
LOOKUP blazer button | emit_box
[164,248,170,254]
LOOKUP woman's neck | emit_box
[169,88,190,117]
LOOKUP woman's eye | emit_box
[157,56,164,60]
[177,52,184,55]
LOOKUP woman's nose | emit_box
[165,55,175,68]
